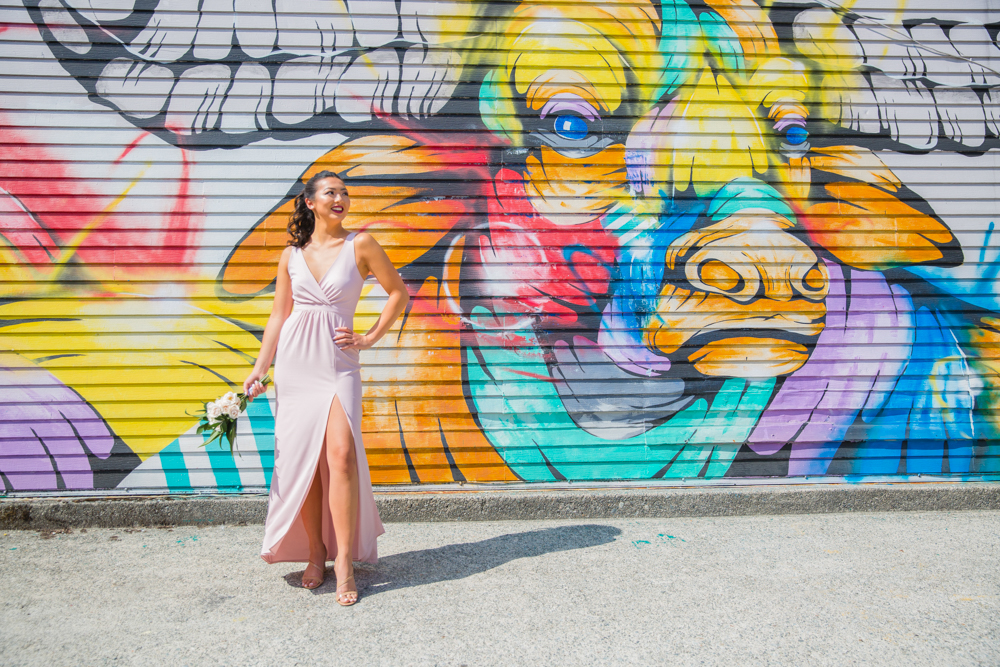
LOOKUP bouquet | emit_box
[192,375,271,454]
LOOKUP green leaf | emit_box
[200,430,223,448]
[226,423,238,453]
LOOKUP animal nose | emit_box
[680,232,828,303]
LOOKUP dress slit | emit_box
[267,390,366,563]
[318,392,362,552]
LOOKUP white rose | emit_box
[221,392,238,405]
[207,402,223,420]
[226,404,241,420]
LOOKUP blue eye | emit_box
[554,114,589,140]
[785,126,808,145]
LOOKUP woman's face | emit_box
[306,177,350,223]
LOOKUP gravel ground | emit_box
[1,511,998,666]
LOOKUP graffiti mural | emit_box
[3,0,1000,492]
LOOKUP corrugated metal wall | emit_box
[3,0,1000,494]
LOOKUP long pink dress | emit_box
[260,234,384,564]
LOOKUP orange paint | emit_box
[703,0,778,66]
[364,277,513,484]
[525,145,627,225]
[699,259,741,292]
[222,134,494,295]
[804,267,825,290]
[804,182,957,270]
[808,146,902,193]
[688,337,810,377]
[646,283,826,356]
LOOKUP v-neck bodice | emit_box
[288,234,365,314]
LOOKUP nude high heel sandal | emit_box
[302,561,325,589]
[336,572,358,606]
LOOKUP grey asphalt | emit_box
[1,511,998,666]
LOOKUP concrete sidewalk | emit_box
[2,511,998,666]
[3,481,1000,529]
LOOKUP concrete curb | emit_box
[2,482,998,529]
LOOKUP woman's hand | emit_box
[334,327,372,351]
[243,371,267,401]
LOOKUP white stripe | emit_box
[178,429,219,491]
[234,410,267,489]
[114,448,168,493]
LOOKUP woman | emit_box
[243,170,409,606]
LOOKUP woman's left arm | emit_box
[334,232,410,351]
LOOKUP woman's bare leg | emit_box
[325,395,359,600]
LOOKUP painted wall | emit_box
[3,0,1000,494]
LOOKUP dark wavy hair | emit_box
[287,170,346,248]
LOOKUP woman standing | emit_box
[243,170,409,606]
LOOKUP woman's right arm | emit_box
[244,246,295,399]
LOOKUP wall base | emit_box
[2,482,999,529]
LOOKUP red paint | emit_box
[160,148,197,256]
[483,168,617,325]
[504,368,560,382]
[0,185,59,266]
[0,122,201,273]
[116,133,150,163]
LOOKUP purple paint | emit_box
[598,303,672,377]
[748,261,914,474]
[0,359,114,491]
[538,93,599,121]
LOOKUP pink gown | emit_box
[260,233,384,564]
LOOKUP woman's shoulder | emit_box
[278,245,297,264]
[352,231,380,253]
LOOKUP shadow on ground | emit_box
[283,524,621,597]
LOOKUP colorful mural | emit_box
[3,0,1000,492]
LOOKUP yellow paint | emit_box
[502,0,663,114]
[746,58,808,109]
[776,156,812,204]
[0,295,260,459]
[662,68,770,197]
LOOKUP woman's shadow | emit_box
[285,524,621,597]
